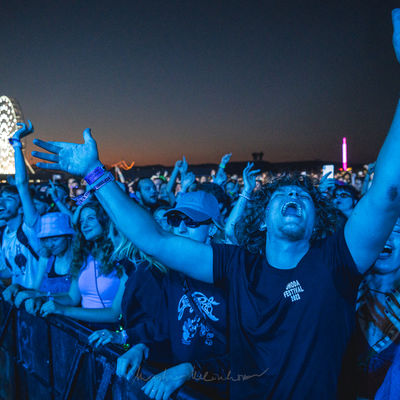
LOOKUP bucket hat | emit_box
[37,212,75,238]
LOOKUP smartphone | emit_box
[322,164,334,178]
[52,174,62,182]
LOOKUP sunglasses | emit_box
[333,192,352,199]
[167,214,212,228]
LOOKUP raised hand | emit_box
[366,162,376,175]
[116,343,149,380]
[243,162,261,196]
[393,9,400,63]
[32,128,100,177]
[177,156,188,176]
[213,167,227,186]
[174,160,183,169]
[141,363,193,400]
[318,172,335,194]
[220,152,232,167]
[12,120,34,141]
[47,180,59,202]
[181,171,196,192]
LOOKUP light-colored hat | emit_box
[165,191,223,229]
[37,212,75,238]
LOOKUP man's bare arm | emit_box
[32,130,214,283]
[345,9,400,274]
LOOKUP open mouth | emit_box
[281,201,302,217]
[378,244,393,259]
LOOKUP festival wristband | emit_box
[84,165,106,185]
[74,172,114,206]
[219,163,226,169]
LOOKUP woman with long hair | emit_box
[88,221,167,346]
[38,200,127,325]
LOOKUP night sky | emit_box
[1,1,399,167]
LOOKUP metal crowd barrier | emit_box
[0,301,214,400]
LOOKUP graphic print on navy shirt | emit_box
[177,290,220,346]
[165,271,227,364]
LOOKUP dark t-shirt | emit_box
[121,261,167,345]
[212,229,362,400]
[164,271,227,364]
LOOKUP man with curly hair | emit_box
[233,173,344,255]
[32,9,400,400]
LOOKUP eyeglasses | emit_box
[333,192,352,199]
[166,214,212,228]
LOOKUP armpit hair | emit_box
[388,186,398,202]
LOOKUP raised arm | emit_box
[32,130,214,283]
[47,180,73,218]
[213,153,231,187]
[225,162,260,244]
[166,159,183,200]
[11,121,40,227]
[345,9,400,274]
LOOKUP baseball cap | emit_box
[165,191,223,229]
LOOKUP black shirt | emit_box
[212,228,362,400]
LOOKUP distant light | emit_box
[342,137,347,171]
[0,96,24,174]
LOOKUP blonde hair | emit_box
[109,223,167,274]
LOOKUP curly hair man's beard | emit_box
[279,223,307,241]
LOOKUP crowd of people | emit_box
[1,8,400,400]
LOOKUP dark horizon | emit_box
[2,1,399,167]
